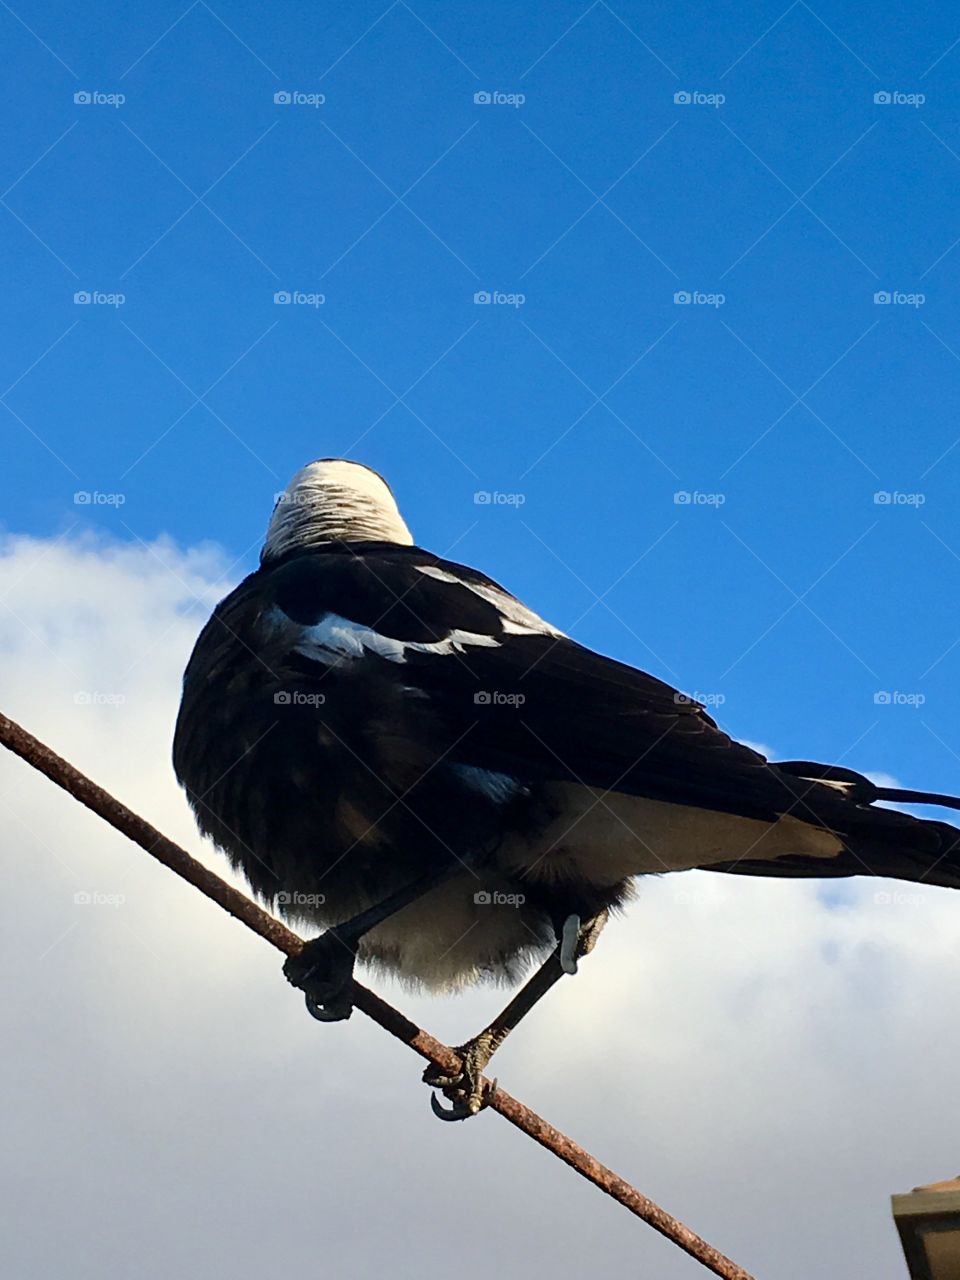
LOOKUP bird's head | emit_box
[261,459,413,563]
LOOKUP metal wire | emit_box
[0,711,757,1280]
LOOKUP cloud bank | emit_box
[1,533,956,1279]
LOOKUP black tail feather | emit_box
[874,787,960,812]
[774,760,960,813]
[710,760,960,891]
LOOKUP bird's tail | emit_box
[713,761,960,891]
[872,785,960,812]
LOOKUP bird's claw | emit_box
[304,991,353,1022]
[427,1075,498,1121]
[423,1042,497,1120]
[284,930,357,1022]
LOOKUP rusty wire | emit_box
[0,710,757,1280]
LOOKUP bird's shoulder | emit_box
[244,543,766,781]
[261,540,560,644]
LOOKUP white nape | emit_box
[262,459,414,560]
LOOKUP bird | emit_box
[173,458,960,1119]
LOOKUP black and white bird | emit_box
[174,459,960,1118]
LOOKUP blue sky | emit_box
[5,8,960,1277]
[4,0,960,794]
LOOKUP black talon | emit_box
[284,929,359,1021]
[430,1093,473,1121]
[424,1046,496,1120]
[304,992,353,1022]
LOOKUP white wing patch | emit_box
[415,564,565,639]
[415,565,460,585]
[293,612,501,665]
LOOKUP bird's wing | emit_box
[264,543,840,827]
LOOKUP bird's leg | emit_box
[425,910,608,1120]
[283,863,465,1022]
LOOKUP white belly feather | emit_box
[498,782,844,884]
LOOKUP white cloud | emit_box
[0,533,956,1279]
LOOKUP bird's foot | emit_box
[423,1033,499,1121]
[283,929,358,1022]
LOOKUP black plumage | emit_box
[173,459,960,1116]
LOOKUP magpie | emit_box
[174,459,960,1119]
